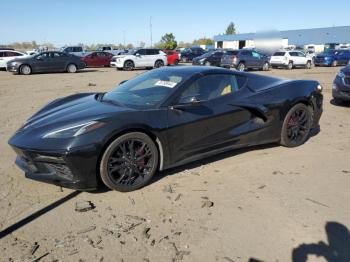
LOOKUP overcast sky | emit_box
[1,0,350,47]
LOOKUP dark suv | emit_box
[192,50,225,66]
[332,65,350,104]
[220,49,270,71]
[180,47,206,62]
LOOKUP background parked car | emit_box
[81,51,113,67]
[270,51,312,70]
[220,49,270,71]
[332,65,350,104]
[314,49,350,67]
[60,46,88,57]
[180,47,206,62]
[112,48,167,70]
[97,46,126,56]
[192,50,225,66]
[6,51,85,75]
[0,50,27,69]
[163,50,179,65]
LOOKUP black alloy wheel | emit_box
[154,60,164,68]
[280,104,312,147]
[100,132,158,192]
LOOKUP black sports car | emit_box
[8,66,323,192]
[6,51,85,75]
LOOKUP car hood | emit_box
[341,65,350,75]
[20,93,131,131]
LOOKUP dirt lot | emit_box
[0,66,350,262]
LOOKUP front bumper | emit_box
[10,145,99,190]
[333,76,350,101]
[110,61,117,67]
[314,59,331,66]
[6,64,19,72]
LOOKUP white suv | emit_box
[270,51,312,70]
[111,48,168,70]
[0,50,27,68]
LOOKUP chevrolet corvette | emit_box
[8,66,323,191]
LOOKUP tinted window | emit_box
[252,51,261,58]
[297,52,305,57]
[226,51,239,55]
[273,52,285,56]
[166,51,174,55]
[6,52,23,57]
[73,47,82,52]
[136,49,147,55]
[179,74,240,102]
[0,52,3,57]
[241,51,252,56]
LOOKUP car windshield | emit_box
[322,50,337,54]
[102,70,190,109]
[273,52,285,56]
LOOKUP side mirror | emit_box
[135,53,141,57]
[171,96,202,109]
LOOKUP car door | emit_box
[166,73,252,165]
[297,51,307,65]
[134,49,147,67]
[211,52,224,66]
[33,53,52,72]
[240,50,253,67]
[251,51,263,68]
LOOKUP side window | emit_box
[137,49,147,55]
[0,52,3,57]
[290,52,298,57]
[297,52,305,57]
[179,74,239,102]
[241,51,252,56]
[153,49,159,55]
[252,51,260,58]
[65,47,73,52]
[73,47,82,52]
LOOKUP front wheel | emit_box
[67,63,77,73]
[237,62,245,71]
[262,62,270,71]
[287,62,293,70]
[331,60,338,67]
[124,61,134,71]
[280,104,312,147]
[20,65,31,75]
[174,59,179,65]
[100,132,159,192]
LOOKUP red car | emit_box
[81,51,113,67]
[163,50,179,65]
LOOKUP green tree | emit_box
[159,33,177,50]
[225,22,236,35]
[192,37,214,46]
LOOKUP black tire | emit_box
[100,132,159,192]
[174,59,179,65]
[154,60,164,68]
[305,61,312,69]
[237,62,245,71]
[333,98,343,105]
[182,57,188,63]
[67,63,77,73]
[124,60,134,71]
[20,64,31,75]
[287,62,293,70]
[280,104,312,147]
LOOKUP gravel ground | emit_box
[0,65,349,262]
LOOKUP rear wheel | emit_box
[237,62,245,71]
[333,98,343,105]
[67,63,77,73]
[331,60,338,67]
[100,132,159,192]
[287,62,293,70]
[280,104,312,147]
[305,61,312,69]
[20,65,31,75]
[174,59,179,65]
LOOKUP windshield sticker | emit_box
[155,80,177,88]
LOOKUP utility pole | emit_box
[150,16,153,47]
[123,30,126,48]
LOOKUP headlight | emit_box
[337,70,345,78]
[43,121,106,138]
